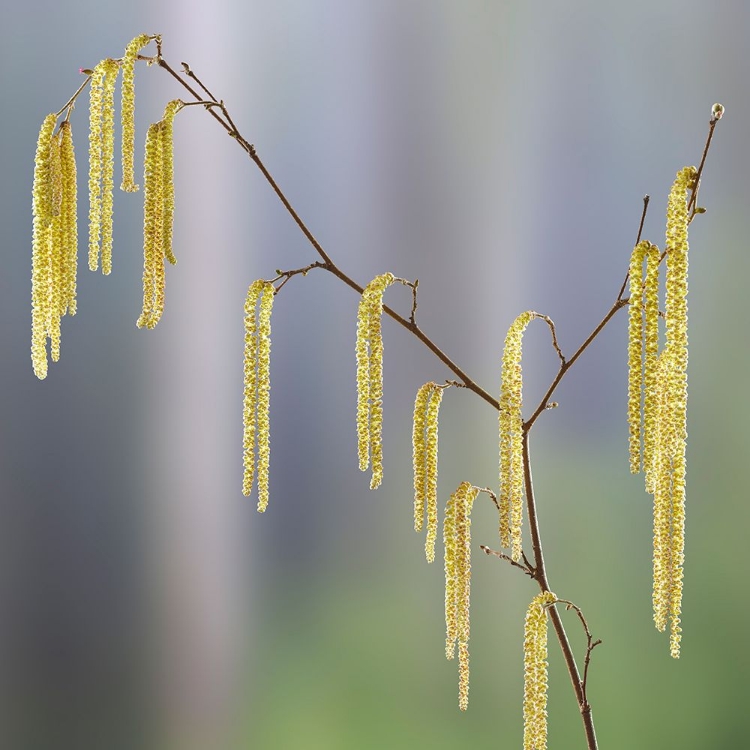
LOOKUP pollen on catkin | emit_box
[355,272,395,489]
[523,591,556,750]
[627,240,660,474]
[242,280,275,512]
[443,481,479,710]
[120,34,152,192]
[31,116,79,379]
[88,57,119,273]
[160,100,182,265]
[412,382,444,562]
[499,310,536,561]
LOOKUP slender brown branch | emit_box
[617,194,650,301]
[480,544,534,577]
[157,54,500,410]
[148,51,721,750]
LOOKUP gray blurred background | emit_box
[1,1,748,748]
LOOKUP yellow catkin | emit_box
[256,284,274,512]
[242,280,275,511]
[499,310,536,560]
[87,61,105,271]
[627,240,661,475]
[120,34,152,192]
[136,122,165,329]
[412,383,431,533]
[48,131,64,362]
[641,244,660,492]
[160,99,182,265]
[31,113,59,379]
[88,58,119,273]
[59,121,78,316]
[355,272,395,488]
[523,590,556,750]
[443,481,479,711]
[412,382,444,562]
[661,165,694,659]
[424,384,444,563]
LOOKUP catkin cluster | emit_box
[356,272,395,489]
[243,280,275,512]
[523,591,557,750]
[136,100,183,329]
[499,310,537,561]
[627,166,696,658]
[31,115,79,379]
[412,381,444,562]
[444,481,479,711]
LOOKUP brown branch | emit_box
[147,48,722,750]
[480,544,534,577]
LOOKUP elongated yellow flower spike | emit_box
[31,113,59,379]
[136,122,165,329]
[88,58,119,273]
[443,481,479,710]
[59,121,78,317]
[499,310,536,560]
[31,117,80,378]
[120,34,152,193]
[355,272,395,489]
[523,591,557,750]
[412,382,444,562]
[627,240,660,474]
[136,101,184,328]
[242,280,275,511]
[659,165,694,659]
[160,100,183,265]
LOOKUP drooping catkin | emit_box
[160,100,182,265]
[242,280,275,512]
[627,240,660,474]
[59,121,78,317]
[120,34,152,192]
[355,272,395,489]
[88,57,119,273]
[31,113,59,379]
[523,591,557,750]
[412,382,444,562]
[31,117,79,379]
[136,122,165,329]
[443,481,479,710]
[499,310,536,560]
[136,100,183,329]
[659,165,694,659]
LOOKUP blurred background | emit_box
[1,1,748,748]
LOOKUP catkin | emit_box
[88,58,119,273]
[523,591,556,750]
[355,272,395,489]
[412,382,444,562]
[443,481,479,710]
[136,101,183,329]
[31,113,59,379]
[627,240,660,474]
[120,34,152,192]
[136,122,165,329]
[659,165,694,659]
[242,280,275,512]
[499,310,536,560]
[31,116,79,379]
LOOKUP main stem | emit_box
[156,54,715,750]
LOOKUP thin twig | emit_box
[480,545,534,577]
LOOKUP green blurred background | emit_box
[1,2,748,748]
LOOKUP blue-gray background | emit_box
[1,2,748,749]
